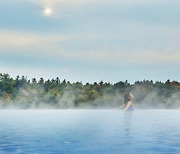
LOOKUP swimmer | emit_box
[117,93,135,111]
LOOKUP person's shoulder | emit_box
[127,101,133,105]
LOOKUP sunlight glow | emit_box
[44,8,52,16]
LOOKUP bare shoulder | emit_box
[127,101,133,105]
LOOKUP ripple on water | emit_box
[0,110,180,153]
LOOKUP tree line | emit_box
[0,73,179,109]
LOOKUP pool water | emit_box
[0,110,180,153]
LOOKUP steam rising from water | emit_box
[0,82,180,109]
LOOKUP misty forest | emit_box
[0,73,180,109]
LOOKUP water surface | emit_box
[0,110,180,153]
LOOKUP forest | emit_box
[0,73,179,109]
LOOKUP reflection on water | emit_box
[0,110,180,153]
[123,112,133,145]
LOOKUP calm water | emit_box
[0,110,180,154]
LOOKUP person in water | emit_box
[117,93,135,111]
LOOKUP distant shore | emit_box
[0,73,179,109]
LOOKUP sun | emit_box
[44,8,52,16]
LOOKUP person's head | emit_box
[124,93,134,104]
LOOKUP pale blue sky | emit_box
[0,0,180,83]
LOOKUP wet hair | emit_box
[124,93,134,105]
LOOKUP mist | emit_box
[0,73,179,109]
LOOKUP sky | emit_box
[0,0,180,83]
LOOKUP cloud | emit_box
[0,31,41,47]
[30,0,179,18]
[0,65,73,80]
[1,26,180,66]
[56,49,180,65]
[35,0,178,6]
[144,51,180,62]
[0,30,68,48]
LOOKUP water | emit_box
[0,110,180,154]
